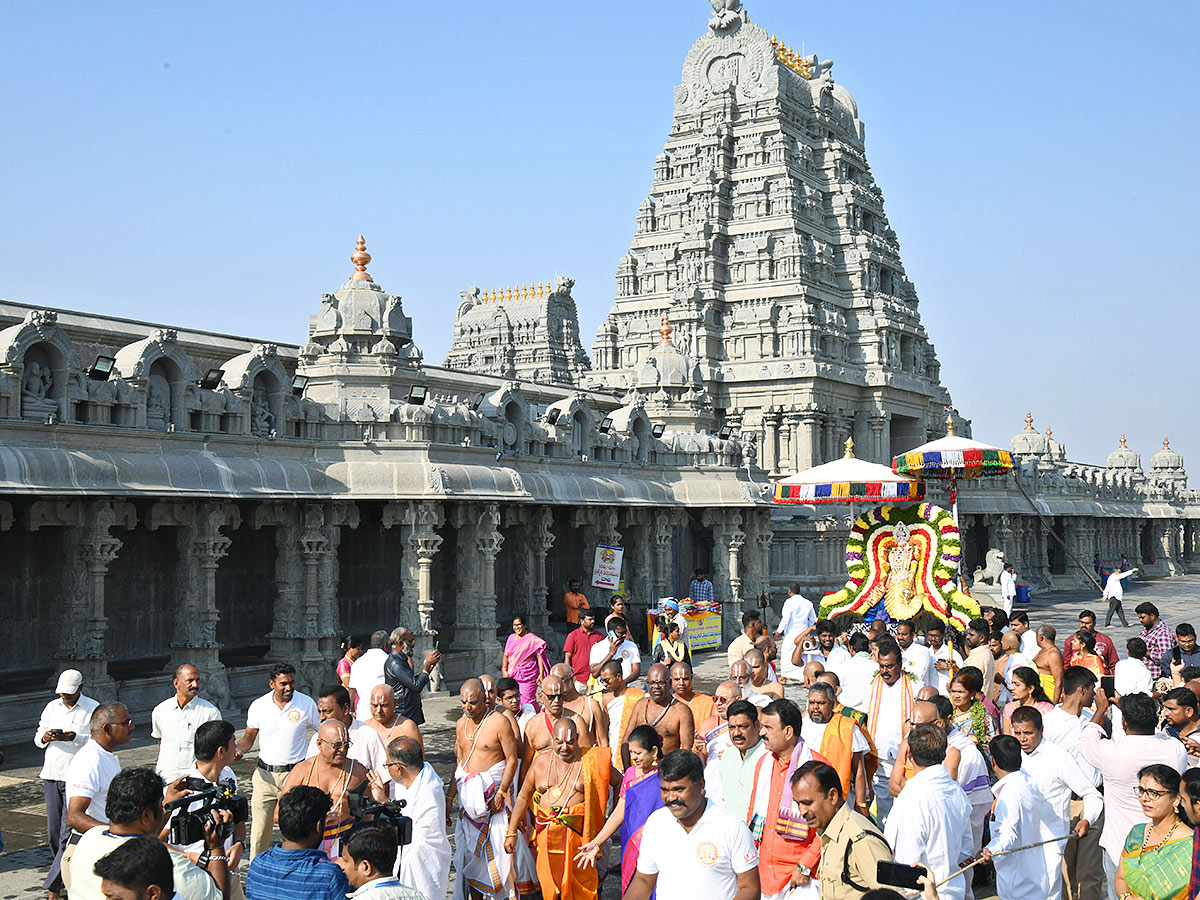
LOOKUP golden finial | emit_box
[349,234,372,281]
[1164,437,1172,450]
[659,314,674,346]
[1120,434,1127,448]
[945,409,956,437]
[1024,411,1034,431]
[504,286,510,300]
[843,437,855,459]
[522,284,529,299]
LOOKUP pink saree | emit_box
[505,632,549,707]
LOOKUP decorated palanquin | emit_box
[819,502,980,630]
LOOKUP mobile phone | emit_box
[608,630,618,642]
[1174,647,1183,665]
[48,729,65,738]
[877,861,925,890]
[1100,676,1115,699]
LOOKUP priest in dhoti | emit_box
[507,718,611,900]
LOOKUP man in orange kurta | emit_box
[508,718,611,900]
[564,581,589,626]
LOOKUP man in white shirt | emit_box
[44,701,135,897]
[1078,689,1187,898]
[1010,611,1040,658]
[589,616,642,682]
[1011,706,1102,900]
[928,695,993,864]
[33,669,98,870]
[775,582,816,702]
[996,631,1034,706]
[925,622,964,694]
[337,820,426,900]
[896,620,938,689]
[152,664,221,782]
[349,631,390,720]
[979,735,1056,900]
[1102,566,1138,628]
[884,723,973,900]
[1000,563,1017,615]
[626,749,760,900]
[1115,637,1156,696]
[376,736,451,900]
[837,633,877,712]
[236,662,321,860]
[798,619,852,671]
[307,684,387,778]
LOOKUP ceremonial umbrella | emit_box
[773,438,924,505]
[891,412,1014,520]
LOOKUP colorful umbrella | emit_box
[774,438,925,504]
[892,412,1014,517]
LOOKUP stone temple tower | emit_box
[589,1,955,475]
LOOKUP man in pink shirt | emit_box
[1078,688,1187,899]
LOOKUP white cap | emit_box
[55,669,84,694]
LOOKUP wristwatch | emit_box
[197,849,211,870]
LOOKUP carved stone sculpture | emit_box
[21,359,57,420]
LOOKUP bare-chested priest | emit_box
[278,720,379,859]
[366,684,423,751]
[550,663,608,748]
[451,678,521,900]
[670,661,714,725]
[524,674,589,763]
[506,718,612,900]
[621,663,694,767]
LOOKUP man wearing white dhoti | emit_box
[373,735,452,900]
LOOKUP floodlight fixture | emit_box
[652,422,666,438]
[291,374,309,395]
[598,416,614,434]
[545,407,561,425]
[469,392,486,411]
[198,369,224,390]
[407,384,427,405]
[87,355,116,381]
[718,424,733,440]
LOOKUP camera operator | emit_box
[337,822,426,899]
[246,786,350,900]
[68,767,231,900]
[366,736,450,900]
[168,721,247,898]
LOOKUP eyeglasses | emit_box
[543,693,563,700]
[1135,786,1173,800]
[322,740,352,750]
[385,761,402,770]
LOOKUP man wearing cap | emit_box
[33,670,98,882]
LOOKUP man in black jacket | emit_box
[382,628,441,726]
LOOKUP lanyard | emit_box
[358,879,401,894]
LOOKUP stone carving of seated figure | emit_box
[21,360,58,420]
[250,384,275,437]
[146,373,170,428]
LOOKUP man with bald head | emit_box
[889,700,962,797]
[730,659,769,708]
[366,683,423,752]
[623,663,695,767]
[306,683,388,778]
[451,677,521,900]
[695,681,741,791]
[745,648,784,699]
[525,674,590,763]
[152,663,220,781]
[669,660,714,725]
[507,718,612,900]
[280,719,378,859]
[551,663,608,748]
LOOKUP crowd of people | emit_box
[26,575,1200,900]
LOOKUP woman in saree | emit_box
[1001,666,1055,735]
[1115,764,1194,900]
[336,634,362,710]
[651,616,691,667]
[950,666,999,749]
[501,615,550,709]
[1072,629,1108,676]
[574,724,663,896]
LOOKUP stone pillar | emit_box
[47,501,135,700]
[788,413,802,474]
[475,503,503,675]
[763,409,780,475]
[385,501,444,689]
[526,507,553,636]
[705,510,745,642]
[798,408,821,471]
[996,515,1015,567]
[652,511,674,598]
[869,412,888,464]
[170,502,234,684]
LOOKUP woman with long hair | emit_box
[1001,666,1054,735]
[1115,764,1194,900]
[574,725,664,897]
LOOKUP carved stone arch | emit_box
[221,343,289,437]
[113,329,198,429]
[0,310,83,421]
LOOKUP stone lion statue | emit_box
[971,548,1006,586]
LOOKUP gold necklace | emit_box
[544,756,582,809]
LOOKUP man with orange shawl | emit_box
[507,717,611,900]
[863,637,915,828]
[800,681,874,813]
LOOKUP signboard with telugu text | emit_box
[591,544,624,590]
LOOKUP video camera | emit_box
[347,790,413,846]
[165,779,249,846]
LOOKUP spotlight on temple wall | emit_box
[545,408,561,425]
[407,385,427,405]
[718,424,733,440]
[598,416,614,434]
[291,374,309,396]
[652,423,666,438]
[198,368,224,390]
[87,355,116,381]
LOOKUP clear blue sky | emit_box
[2,1,1196,477]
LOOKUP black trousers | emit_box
[1106,595,1129,627]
